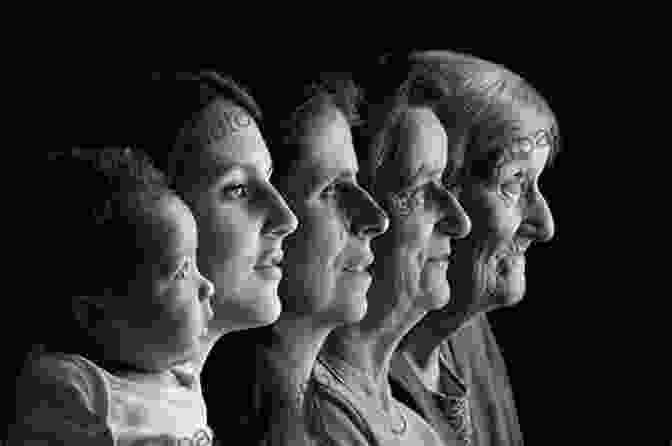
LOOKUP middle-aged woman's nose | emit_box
[436,185,471,238]
[351,187,390,239]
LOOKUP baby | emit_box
[8,147,216,445]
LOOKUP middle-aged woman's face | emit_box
[277,103,389,325]
[181,99,298,332]
[449,104,556,313]
[374,107,471,311]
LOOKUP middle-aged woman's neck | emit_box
[322,284,429,411]
[266,311,336,404]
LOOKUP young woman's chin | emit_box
[214,287,283,332]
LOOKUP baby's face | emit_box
[107,195,215,372]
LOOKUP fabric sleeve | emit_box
[7,354,113,445]
[314,395,376,446]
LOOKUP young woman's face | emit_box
[277,105,389,325]
[112,195,215,370]
[372,107,471,313]
[449,105,555,314]
[181,99,298,332]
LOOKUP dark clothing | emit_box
[390,313,523,446]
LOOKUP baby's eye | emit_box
[221,184,249,201]
[173,259,191,281]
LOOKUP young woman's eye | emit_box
[221,184,249,200]
[321,182,340,199]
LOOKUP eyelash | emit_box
[221,183,249,200]
[174,259,191,281]
[501,171,528,200]
[321,181,347,200]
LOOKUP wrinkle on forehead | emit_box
[397,107,447,183]
[295,106,358,175]
[473,103,553,167]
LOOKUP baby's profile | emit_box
[8,147,215,445]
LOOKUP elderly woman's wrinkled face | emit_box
[375,107,470,311]
[450,105,555,313]
[278,105,389,325]
[180,99,298,332]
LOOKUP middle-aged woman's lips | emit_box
[427,251,453,267]
[343,254,374,275]
[254,250,284,280]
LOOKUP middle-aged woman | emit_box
[203,70,390,445]
[388,51,559,446]
[313,61,472,445]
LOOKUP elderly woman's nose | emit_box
[436,186,471,238]
[521,192,554,242]
[350,187,390,239]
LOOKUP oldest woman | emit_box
[389,51,559,446]
[314,61,471,445]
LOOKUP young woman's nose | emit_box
[262,184,299,239]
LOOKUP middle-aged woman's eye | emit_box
[221,184,249,201]
[321,181,341,200]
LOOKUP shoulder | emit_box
[7,351,112,445]
[313,396,374,446]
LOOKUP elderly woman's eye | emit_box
[221,184,249,200]
[501,172,526,199]
[390,186,424,216]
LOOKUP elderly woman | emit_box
[313,61,472,444]
[388,51,559,446]
[202,70,390,445]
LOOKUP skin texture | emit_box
[277,104,389,325]
[178,99,298,333]
[360,107,471,331]
[448,104,555,318]
[320,107,470,444]
[79,195,215,373]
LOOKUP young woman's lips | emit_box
[254,265,283,280]
[254,250,284,280]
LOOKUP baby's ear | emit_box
[71,295,107,330]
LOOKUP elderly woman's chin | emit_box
[487,254,527,308]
